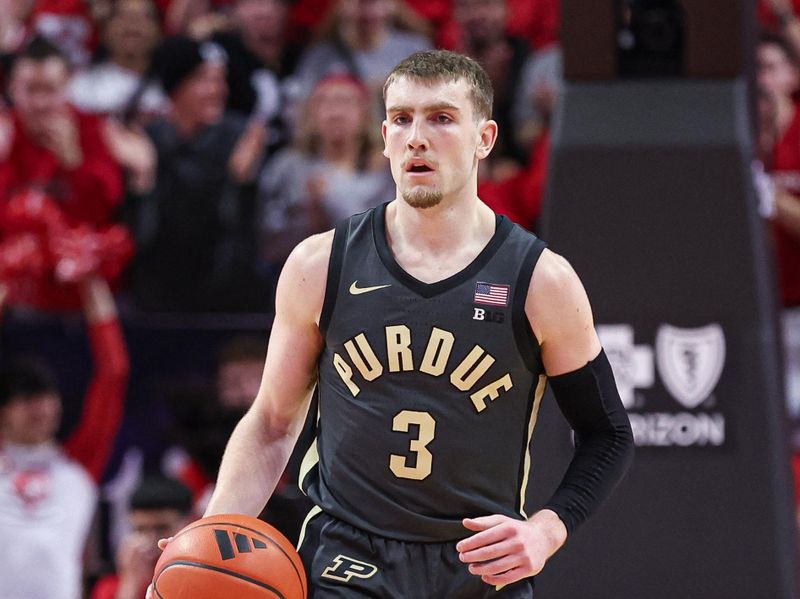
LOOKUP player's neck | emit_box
[385,196,496,284]
[388,195,495,251]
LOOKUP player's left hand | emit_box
[457,511,567,586]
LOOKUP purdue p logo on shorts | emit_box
[321,554,379,583]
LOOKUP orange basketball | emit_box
[152,514,307,599]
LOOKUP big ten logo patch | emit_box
[321,555,379,583]
[472,308,504,324]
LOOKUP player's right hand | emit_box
[145,537,173,598]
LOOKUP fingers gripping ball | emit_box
[152,514,307,599]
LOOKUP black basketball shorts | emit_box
[297,509,535,598]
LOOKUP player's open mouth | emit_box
[405,160,435,174]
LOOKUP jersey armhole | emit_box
[512,237,547,372]
[318,220,349,336]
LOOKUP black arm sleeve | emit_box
[543,349,635,535]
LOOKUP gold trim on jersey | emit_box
[299,404,321,493]
[518,374,548,518]
[299,438,319,493]
[296,504,323,551]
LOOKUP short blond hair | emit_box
[383,50,494,121]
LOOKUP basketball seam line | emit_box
[154,560,286,599]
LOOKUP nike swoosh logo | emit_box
[349,281,392,295]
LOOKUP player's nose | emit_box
[406,120,428,151]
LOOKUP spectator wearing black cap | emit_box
[129,35,267,312]
[90,476,193,599]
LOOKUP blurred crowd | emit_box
[757,0,800,517]
[2,0,800,597]
[0,0,560,314]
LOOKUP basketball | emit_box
[151,514,307,599]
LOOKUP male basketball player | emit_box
[151,50,634,598]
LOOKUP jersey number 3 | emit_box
[390,410,436,480]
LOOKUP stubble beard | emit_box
[402,188,444,209]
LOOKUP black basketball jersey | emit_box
[300,202,548,542]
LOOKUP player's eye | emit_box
[435,114,453,124]
[393,115,410,125]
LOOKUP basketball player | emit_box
[150,50,634,597]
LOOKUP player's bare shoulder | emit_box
[529,248,580,294]
[275,230,335,326]
[525,248,597,351]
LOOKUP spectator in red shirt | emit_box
[90,476,193,599]
[758,34,800,311]
[0,36,123,226]
[478,131,549,232]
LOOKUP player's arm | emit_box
[203,231,332,517]
[458,249,634,586]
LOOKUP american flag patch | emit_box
[474,282,510,307]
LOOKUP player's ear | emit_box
[381,121,389,157]
[476,119,498,160]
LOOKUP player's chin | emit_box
[401,187,444,209]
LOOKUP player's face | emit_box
[382,76,495,209]
[0,392,62,445]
